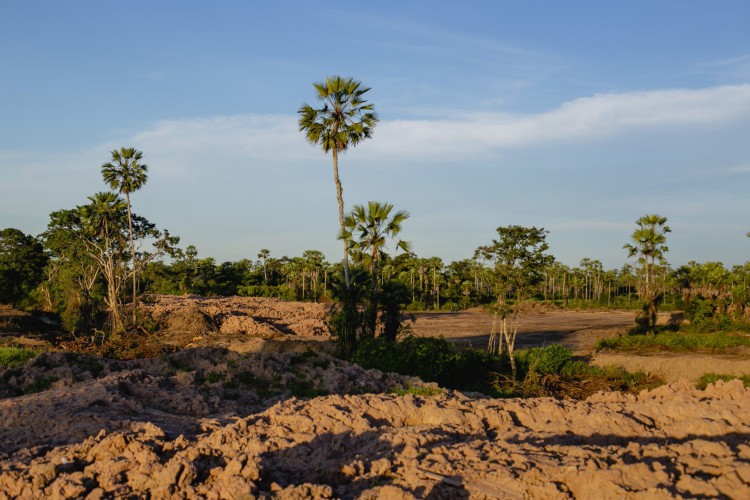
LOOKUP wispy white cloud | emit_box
[693,54,750,81]
[121,84,750,170]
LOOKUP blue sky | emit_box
[1,1,749,269]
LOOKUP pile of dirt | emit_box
[0,348,416,455]
[0,348,748,498]
[141,295,334,352]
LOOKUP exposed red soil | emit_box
[1,298,749,497]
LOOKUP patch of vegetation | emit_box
[205,371,225,384]
[389,385,443,397]
[695,373,750,390]
[74,355,105,378]
[229,371,280,399]
[25,375,58,394]
[0,347,37,367]
[285,350,332,370]
[516,344,572,375]
[596,331,750,352]
[352,335,504,395]
[288,376,329,399]
[353,337,662,399]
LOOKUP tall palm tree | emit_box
[342,201,410,334]
[101,147,148,321]
[624,214,670,293]
[624,214,671,330]
[298,76,378,288]
[258,248,270,283]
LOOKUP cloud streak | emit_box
[123,84,750,169]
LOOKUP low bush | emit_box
[389,386,443,397]
[0,347,37,367]
[596,331,750,352]
[352,335,504,394]
[353,338,662,398]
[695,373,750,390]
[517,344,573,375]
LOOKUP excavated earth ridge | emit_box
[0,346,748,499]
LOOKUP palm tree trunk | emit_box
[125,192,137,324]
[332,149,350,288]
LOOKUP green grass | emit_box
[596,331,750,352]
[389,386,443,397]
[0,347,37,367]
[696,373,750,390]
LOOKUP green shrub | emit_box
[25,375,58,394]
[518,345,573,375]
[0,347,37,367]
[389,386,443,397]
[696,373,750,390]
[205,371,224,384]
[352,335,504,394]
[596,331,750,352]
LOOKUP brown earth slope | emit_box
[0,298,749,497]
[0,369,748,498]
[142,295,334,353]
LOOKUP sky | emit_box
[1,1,749,269]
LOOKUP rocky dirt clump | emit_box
[1,373,749,498]
[0,348,419,455]
[140,295,334,352]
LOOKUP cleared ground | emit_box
[405,308,637,353]
[406,308,750,382]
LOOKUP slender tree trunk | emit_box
[125,192,137,324]
[332,149,350,288]
[369,246,379,334]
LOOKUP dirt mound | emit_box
[142,295,334,351]
[0,349,748,499]
[0,349,416,455]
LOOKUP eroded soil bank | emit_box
[0,365,748,498]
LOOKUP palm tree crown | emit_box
[342,201,411,274]
[624,214,671,265]
[101,148,148,195]
[298,76,378,154]
[80,192,126,240]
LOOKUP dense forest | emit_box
[2,217,749,331]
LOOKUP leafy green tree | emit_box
[475,225,554,378]
[101,148,149,320]
[624,214,671,331]
[44,193,177,334]
[0,228,48,306]
[298,76,378,288]
[41,210,103,332]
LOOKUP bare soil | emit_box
[405,308,638,353]
[407,308,750,382]
[0,297,749,497]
